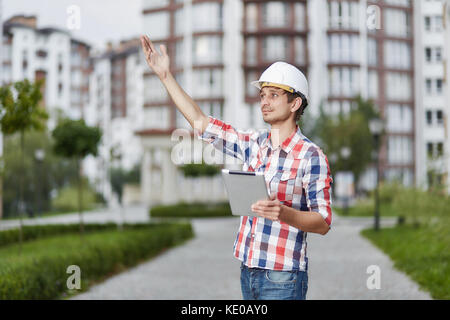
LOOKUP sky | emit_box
[2,0,143,51]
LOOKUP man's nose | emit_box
[260,96,269,106]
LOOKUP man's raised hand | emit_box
[140,35,170,80]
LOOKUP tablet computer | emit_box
[221,169,270,216]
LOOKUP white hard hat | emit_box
[251,61,309,100]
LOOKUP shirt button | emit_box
[251,234,255,238]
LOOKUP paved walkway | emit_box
[60,207,432,300]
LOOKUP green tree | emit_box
[1,130,78,218]
[179,162,221,178]
[0,80,48,251]
[52,119,102,235]
[301,96,381,195]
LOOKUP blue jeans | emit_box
[240,263,308,300]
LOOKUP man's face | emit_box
[259,86,295,125]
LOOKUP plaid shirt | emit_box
[198,117,333,271]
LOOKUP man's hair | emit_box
[286,91,308,122]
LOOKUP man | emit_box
[140,35,333,300]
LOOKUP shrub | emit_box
[150,202,232,218]
[391,186,450,226]
[0,222,194,299]
[0,223,136,247]
[51,182,99,212]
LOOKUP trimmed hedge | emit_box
[150,202,233,218]
[0,222,194,299]
[0,223,135,247]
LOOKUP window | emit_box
[386,104,412,133]
[328,0,359,30]
[385,9,410,37]
[193,2,223,32]
[192,69,223,98]
[437,143,444,157]
[295,37,306,65]
[145,75,168,103]
[58,83,63,97]
[367,38,377,66]
[262,36,288,61]
[245,3,258,31]
[262,2,289,28]
[424,15,444,32]
[386,72,411,100]
[144,106,170,129]
[425,79,432,95]
[435,16,443,32]
[424,16,431,31]
[36,50,47,58]
[142,0,169,10]
[174,9,185,36]
[143,12,169,40]
[328,67,360,97]
[198,101,223,119]
[192,36,222,65]
[427,142,433,158]
[384,41,411,69]
[22,50,28,73]
[175,40,185,68]
[246,37,257,66]
[435,47,442,62]
[436,79,443,94]
[425,47,432,62]
[294,3,306,31]
[388,136,413,164]
[436,110,443,125]
[426,110,432,125]
[328,34,360,63]
[367,71,378,99]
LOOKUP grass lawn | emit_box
[334,200,398,217]
[362,223,450,300]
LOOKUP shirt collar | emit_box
[263,125,304,154]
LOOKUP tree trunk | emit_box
[119,201,124,231]
[18,131,25,254]
[76,158,84,237]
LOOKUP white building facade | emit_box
[417,0,448,190]
[1,15,91,129]
[85,40,146,205]
[138,0,426,206]
[444,0,450,194]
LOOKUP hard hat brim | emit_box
[251,80,308,100]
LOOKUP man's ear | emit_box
[291,97,302,113]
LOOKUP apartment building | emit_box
[138,0,423,206]
[415,0,448,190]
[444,0,450,194]
[85,39,145,204]
[326,0,416,190]
[1,15,91,129]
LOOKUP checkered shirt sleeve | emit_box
[302,148,333,226]
[197,116,254,162]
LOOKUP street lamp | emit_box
[369,118,384,231]
[340,147,352,215]
[34,149,45,217]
